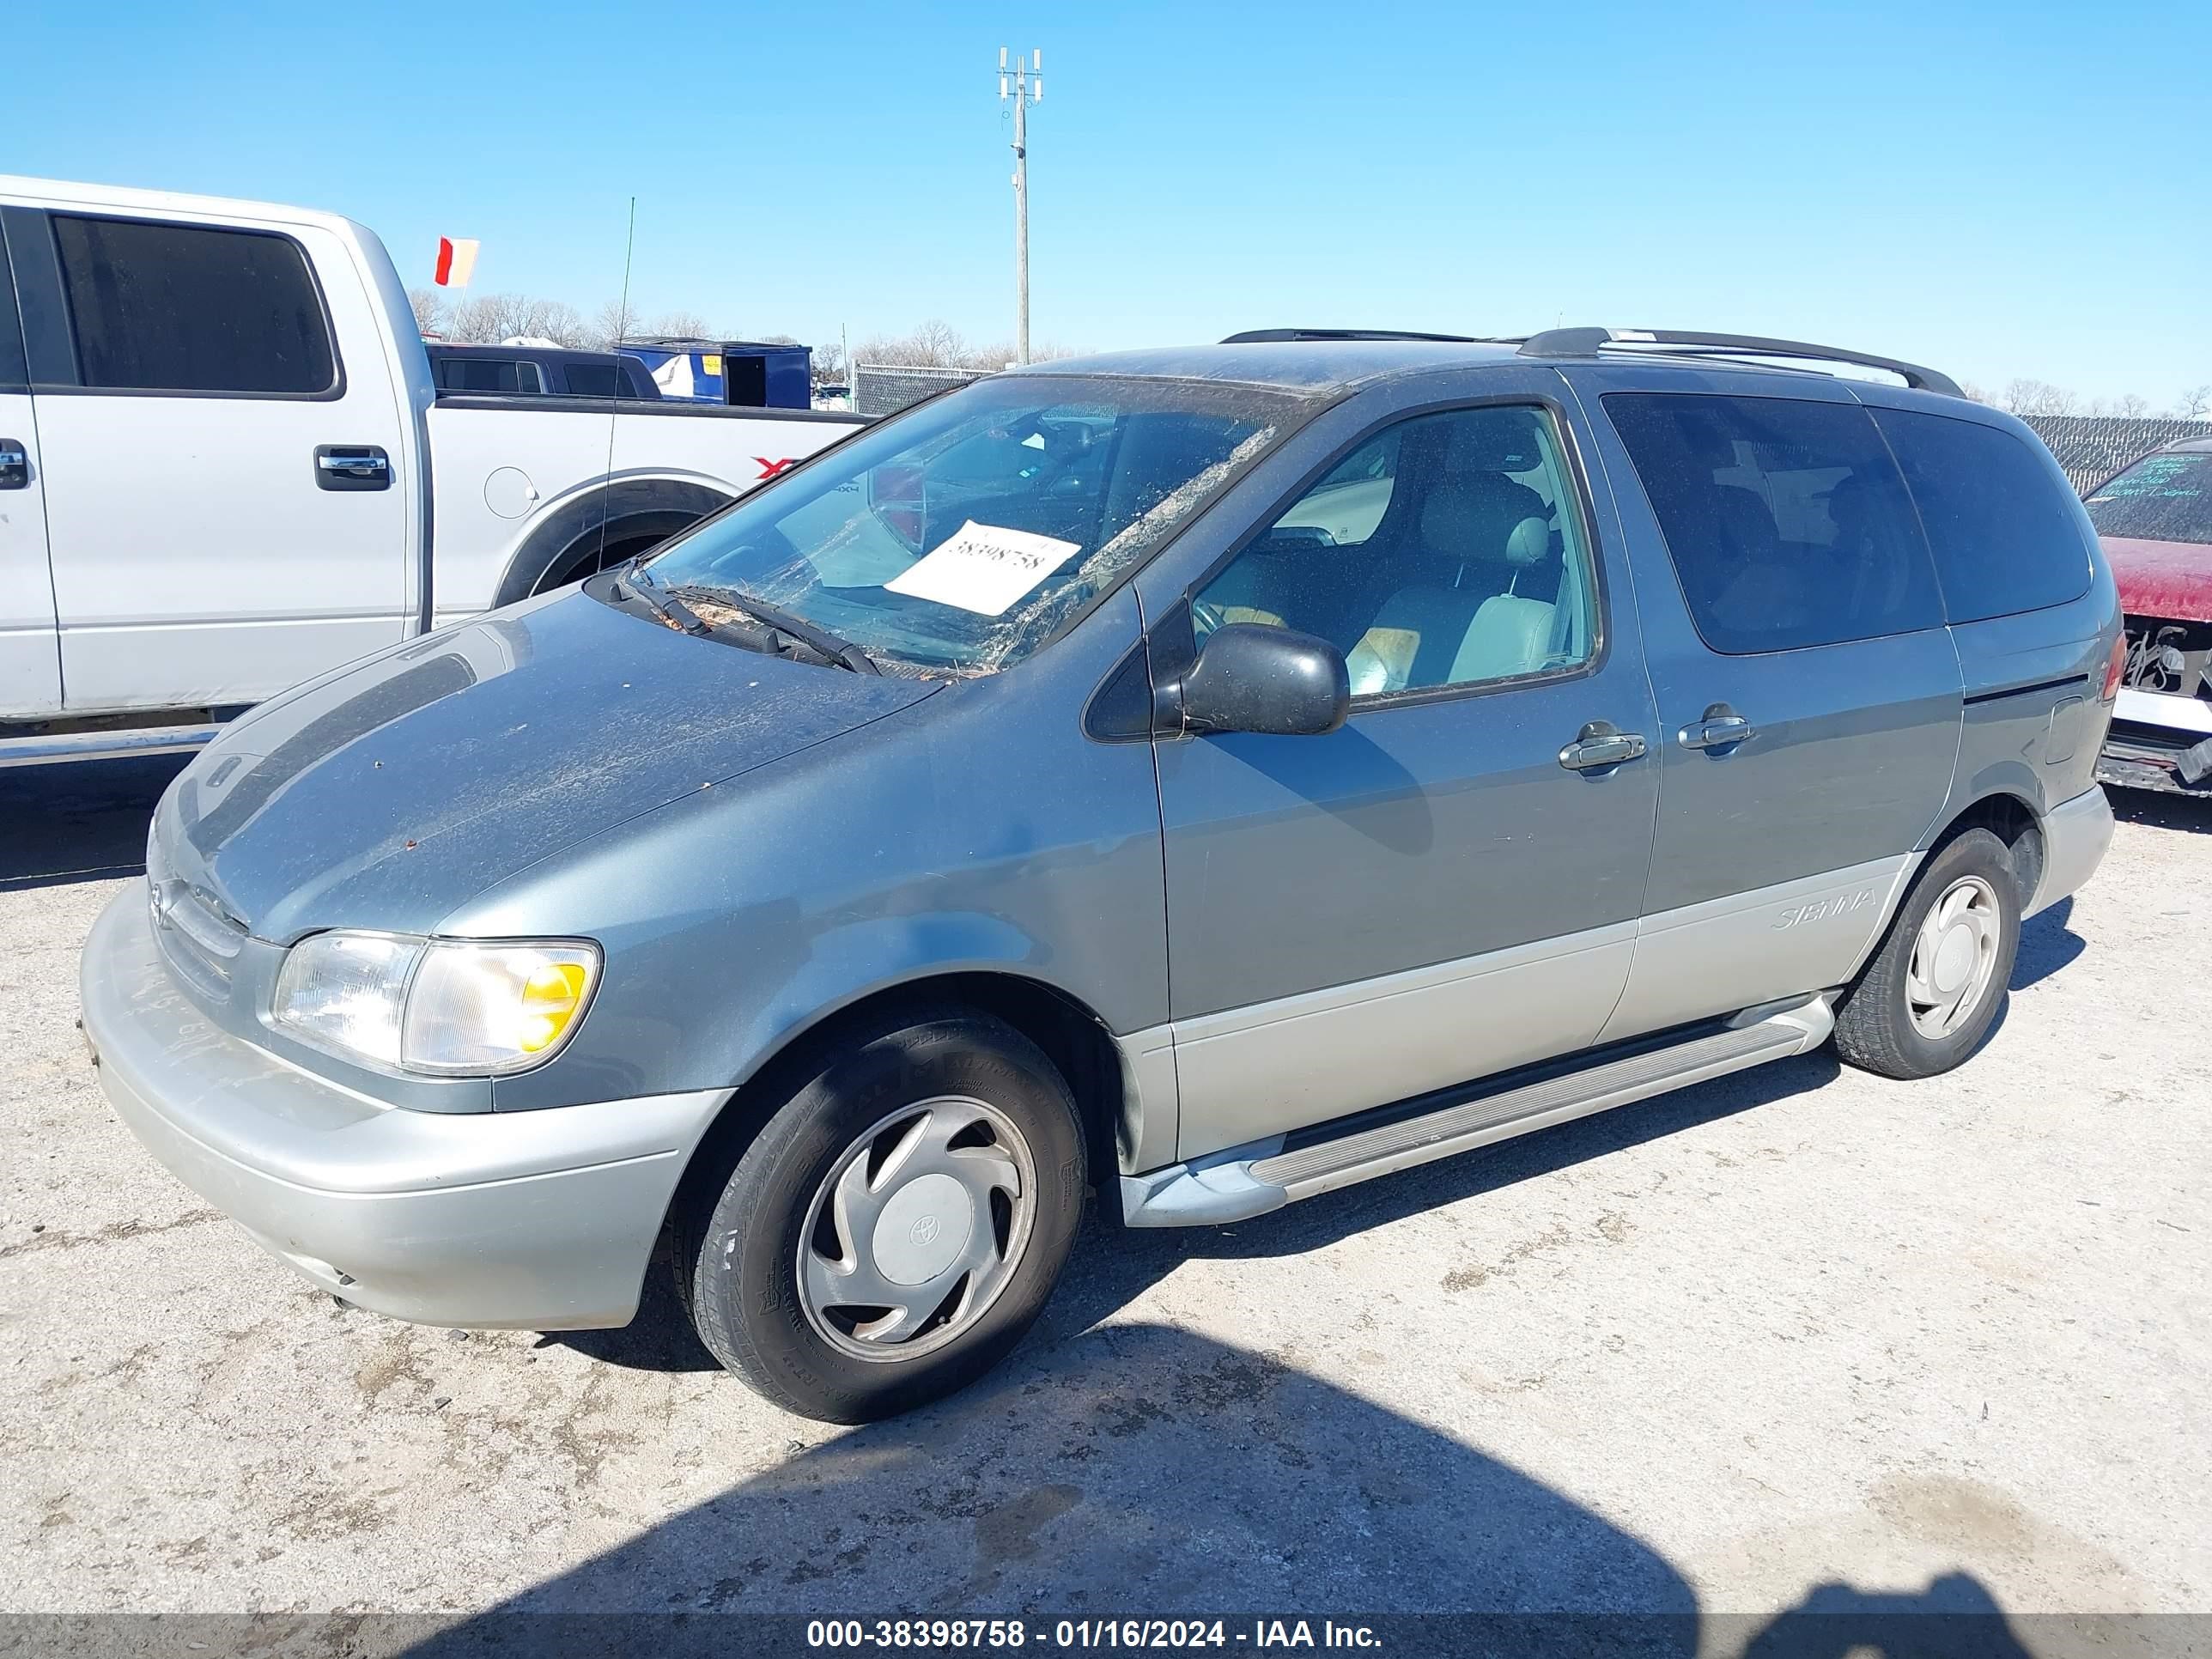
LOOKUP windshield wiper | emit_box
[613,559,714,636]
[672,584,883,676]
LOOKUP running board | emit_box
[1120,996,1835,1228]
[0,723,223,769]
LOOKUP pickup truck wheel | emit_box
[529,533,662,596]
[677,1010,1085,1423]
[1832,828,2021,1080]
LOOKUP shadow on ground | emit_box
[409,1325,2051,1656]
[2111,787,2212,835]
[0,755,189,891]
[2011,896,2082,991]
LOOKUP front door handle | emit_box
[0,440,26,490]
[1559,720,1649,772]
[314,445,392,490]
[1678,704,1756,751]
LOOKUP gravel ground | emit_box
[1,759,2208,1647]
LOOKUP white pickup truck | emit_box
[0,174,866,763]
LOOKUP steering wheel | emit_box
[1190,598,1231,638]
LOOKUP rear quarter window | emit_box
[1873,409,2092,623]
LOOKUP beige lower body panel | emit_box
[1595,854,1917,1048]
[1169,925,1636,1164]
[1156,855,1919,1170]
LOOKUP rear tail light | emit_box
[2101,632,2127,701]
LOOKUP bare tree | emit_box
[576,298,638,352]
[2001,379,2080,418]
[1955,381,1991,404]
[2175,385,2212,419]
[811,339,848,385]
[408,287,448,338]
[439,294,589,346]
[851,324,1085,374]
[442,295,504,343]
[648,310,712,341]
[2086,392,2153,419]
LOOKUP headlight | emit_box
[272,932,599,1077]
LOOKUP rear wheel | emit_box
[676,1009,1085,1422]
[1832,828,2021,1080]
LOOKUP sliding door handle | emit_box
[1678,705,1756,751]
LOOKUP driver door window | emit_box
[1194,405,1598,700]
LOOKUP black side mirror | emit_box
[1180,623,1351,738]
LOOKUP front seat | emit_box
[1348,514,1559,693]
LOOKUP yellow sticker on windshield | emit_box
[884,521,1082,617]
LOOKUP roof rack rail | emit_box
[1221,327,1482,344]
[1515,327,1962,398]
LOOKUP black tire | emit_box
[674,1008,1086,1423]
[1832,828,2021,1080]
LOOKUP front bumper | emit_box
[79,889,727,1330]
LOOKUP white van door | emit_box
[2,203,409,713]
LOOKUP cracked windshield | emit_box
[634,375,1297,672]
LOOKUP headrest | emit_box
[1419,476,1551,564]
[1446,416,1544,472]
[1502,515,1551,567]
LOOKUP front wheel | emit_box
[1832,828,2021,1080]
[676,1010,1085,1423]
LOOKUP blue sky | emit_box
[7,1,2206,404]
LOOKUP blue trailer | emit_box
[620,337,813,409]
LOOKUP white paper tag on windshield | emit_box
[884,520,1082,617]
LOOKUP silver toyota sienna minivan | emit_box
[82,327,2122,1421]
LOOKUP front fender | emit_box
[443,589,1170,1115]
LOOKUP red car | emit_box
[2087,437,2212,794]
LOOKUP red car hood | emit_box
[2101,535,2212,624]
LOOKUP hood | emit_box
[163,589,938,939]
[2100,535,2212,624]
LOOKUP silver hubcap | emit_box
[1906,875,2002,1039]
[797,1097,1036,1362]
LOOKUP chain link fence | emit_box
[2017,414,2212,496]
[852,363,993,417]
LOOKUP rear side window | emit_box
[1874,410,2091,621]
[436,356,525,393]
[1606,392,1942,654]
[51,215,336,394]
[564,362,621,398]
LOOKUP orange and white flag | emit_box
[433,237,479,287]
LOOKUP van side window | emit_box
[1605,392,1942,654]
[50,215,337,395]
[1194,405,1600,699]
[564,362,621,398]
[1874,409,2093,622]
[437,356,526,393]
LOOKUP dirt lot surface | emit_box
[2,760,2207,1650]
